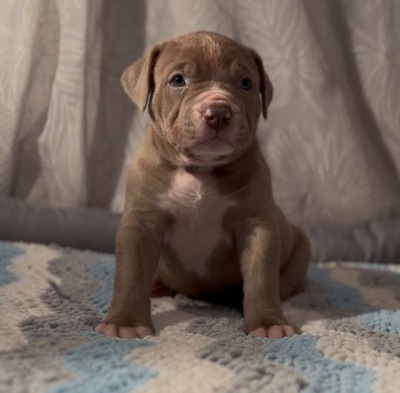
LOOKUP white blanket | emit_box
[1,241,399,393]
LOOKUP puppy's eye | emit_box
[240,77,253,90]
[169,74,186,87]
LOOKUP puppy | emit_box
[96,31,310,339]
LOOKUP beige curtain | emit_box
[1,0,400,226]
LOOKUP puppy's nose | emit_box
[203,105,232,131]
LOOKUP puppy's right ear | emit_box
[249,50,273,119]
[121,45,163,112]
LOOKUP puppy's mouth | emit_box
[185,137,234,163]
[190,138,234,158]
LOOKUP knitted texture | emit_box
[1,241,399,393]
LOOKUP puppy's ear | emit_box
[121,45,163,112]
[250,50,273,119]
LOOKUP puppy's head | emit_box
[122,31,273,167]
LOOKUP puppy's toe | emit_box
[95,322,110,335]
[282,325,298,337]
[249,324,299,339]
[119,326,152,339]
[95,322,119,337]
[249,327,268,337]
[95,322,153,339]
[268,324,299,338]
[103,324,120,337]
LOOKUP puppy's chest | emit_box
[158,170,235,277]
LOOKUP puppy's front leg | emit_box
[238,219,299,339]
[96,213,165,339]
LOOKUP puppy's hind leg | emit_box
[279,227,311,301]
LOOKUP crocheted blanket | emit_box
[1,241,399,393]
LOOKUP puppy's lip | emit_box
[189,138,234,159]
[182,153,232,167]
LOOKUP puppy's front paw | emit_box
[242,314,300,339]
[95,322,153,339]
[249,324,299,338]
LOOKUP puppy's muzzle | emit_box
[203,104,232,131]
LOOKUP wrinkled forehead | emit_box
[155,33,258,80]
[182,33,231,59]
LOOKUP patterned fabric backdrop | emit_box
[1,0,400,226]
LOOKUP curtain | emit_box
[1,0,399,227]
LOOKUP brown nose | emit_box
[203,104,232,131]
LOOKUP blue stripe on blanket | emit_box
[51,334,158,393]
[361,310,400,336]
[263,335,374,393]
[0,242,24,287]
[307,266,377,314]
[88,254,115,316]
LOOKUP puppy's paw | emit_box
[151,277,175,298]
[242,315,301,339]
[249,324,299,338]
[95,322,153,339]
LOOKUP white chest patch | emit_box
[158,170,236,278]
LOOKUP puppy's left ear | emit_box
[121,44,164,112]
[250,50,273,119]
